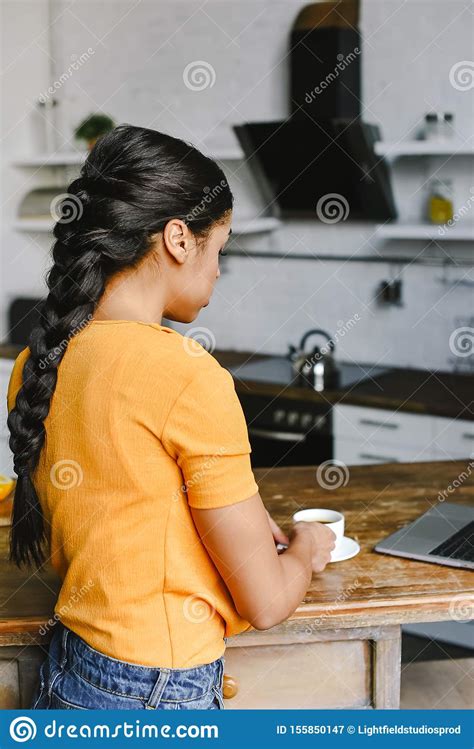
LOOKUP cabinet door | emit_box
[334,404,436,464]
[334,437,428,466]
[0,645,45,709]
[432,417,474,460]
[223,639,371,709]
[334,405,435,449]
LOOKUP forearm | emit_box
[251,530,314,629]
[276,531,314,621]
[191,494,317,631]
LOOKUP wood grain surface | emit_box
[0,460,472,643]
[254,460,474,627]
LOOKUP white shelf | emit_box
[14,216,281,236]
[376,222,474,241]
[203,147,244,161]
[13,145,245,168]
[374,140,474,161]
[13,152,88,168]
[231,217,281,235]
[13,218,55,231]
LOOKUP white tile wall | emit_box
[1,1,473,370]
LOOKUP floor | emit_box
[400,635,473,709]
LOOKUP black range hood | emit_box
[233,1,397,222]
[233,117,396,221]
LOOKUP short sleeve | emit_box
[162,361,259,509]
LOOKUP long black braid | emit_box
[7,123,233,568]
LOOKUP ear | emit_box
[162,219,193,265]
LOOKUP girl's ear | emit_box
[162,219,193,264]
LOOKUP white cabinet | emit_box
[0,359,15,476]
[334,404,473,465]
[431,416,474,460]
[334,438,420,465]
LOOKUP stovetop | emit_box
[229,356,391,391]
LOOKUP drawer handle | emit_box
[248,427,306,443]
[359,453,400,462]
[223,674,238,699]
[359,419,399,430]
[462,433,474,441]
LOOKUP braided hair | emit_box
[7,124,233,568]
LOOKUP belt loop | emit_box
[218,657,224,689]
[59,626,69,670]
[145,669,170,709]
[46,624,69,702]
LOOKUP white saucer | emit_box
[329,536,360,563]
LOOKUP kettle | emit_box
[288,329,340,392]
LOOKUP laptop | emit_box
[375,502,474,570]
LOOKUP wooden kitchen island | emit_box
[0,461,473,710]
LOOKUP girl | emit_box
[7,124,335,710]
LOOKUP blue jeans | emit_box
[31,622,225,710]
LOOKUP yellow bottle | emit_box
[428,179,454,224]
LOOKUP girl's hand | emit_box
[291,521,336,573]
[265,509,289,546]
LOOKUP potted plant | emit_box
[74,113,115,150]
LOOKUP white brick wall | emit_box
[2,0,473,370]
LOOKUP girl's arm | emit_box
[191,492,336,630]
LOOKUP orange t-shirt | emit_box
[7,321,259,668]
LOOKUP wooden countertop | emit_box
[257,460,474,629]
[0,344,22,360]
[0,461,472,645]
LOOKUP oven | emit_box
[230,356,392,469]
[237,392,332,468]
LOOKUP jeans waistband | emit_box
[52,622,223,704]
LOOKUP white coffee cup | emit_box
[292,508,345,559]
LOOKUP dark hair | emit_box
[7,124,233,568]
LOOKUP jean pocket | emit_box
[50,669,146,710]
[50,692,87,710]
